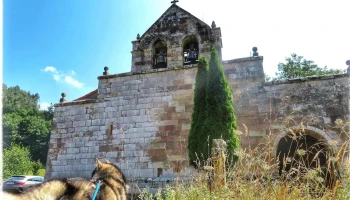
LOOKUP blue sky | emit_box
[4,0,349,110]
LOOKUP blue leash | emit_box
[91,180,102,200]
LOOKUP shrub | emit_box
[3,144,34,179]
[188,56,209,166]
[202,47,240,164]
[37,169,46,177]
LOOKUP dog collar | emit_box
[91,180,102,200]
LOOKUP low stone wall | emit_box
[232,74,349,150]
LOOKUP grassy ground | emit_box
[137,119,350,200]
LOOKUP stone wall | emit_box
[232,73,349,150]
[46,57,263,180]
[47,66,197,181]
[45,56,349,191]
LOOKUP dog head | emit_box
[91,159,112,183]
[91,158,129,195]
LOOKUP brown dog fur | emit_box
[2,178,95,200]
[91,159,128,200]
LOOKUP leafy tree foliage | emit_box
[188,56,208,166]
[32,160,45,176]
[201,47,240,164]
[2,84,39,114]
[17,114,52,163]
[43,103,55,120]
[3,144,35,179]
[2,84,53,166]
[275,53,344,79]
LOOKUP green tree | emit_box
[2,84,39,114]
[32,160,45,175]
[3,108,52,165]
[17,114,52,164]
[2,85,53,165]
[202,47,240,164]
[42,103,55,120]
[3,144,35,179]
[275,53,344,79]
[188,56,209,166]
[3,111,23,145]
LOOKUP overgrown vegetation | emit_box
[2,84,53,178]
[138,118,350,199]
[3,144,36,179]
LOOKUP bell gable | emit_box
[131,4,222,72]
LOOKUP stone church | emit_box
[46,2,349,191]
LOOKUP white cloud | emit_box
[53,74,60,81]
[39,102,51,111]
[44,66,57,73]
[64,76,83,88]
[43,66,84,88]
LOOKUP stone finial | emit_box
[103,66,109,75]
[137,33,140,40]
[60,93,66,103]
[346,60,350,74]
[211,21,216,28]
[252,47,259,57]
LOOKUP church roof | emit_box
[74,89,98,101]
[139,3,211,40]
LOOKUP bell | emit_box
[187,50,196,59]
[156,54,166,63]
[187,50,197,64]
[186,43,197,64]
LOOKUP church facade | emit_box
[45,3,349,191]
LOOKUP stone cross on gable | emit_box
[171,0,179,4]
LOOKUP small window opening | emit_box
[157,168,163,177]
[107,124,113,135]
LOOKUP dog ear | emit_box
[96,158,102,168]
[105,160,111,164]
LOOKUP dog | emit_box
[91,159,128,200]
[2,159,127,200]
[2,177,95,200]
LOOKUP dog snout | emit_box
[90,178,97,184]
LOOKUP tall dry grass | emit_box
[137,118,350,200]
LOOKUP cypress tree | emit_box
[202,47,240,164]
[188,56,208,167]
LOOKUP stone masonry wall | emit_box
[46,56,349,190]
[45,57,263,181]
[237,74,349,150]
[47,66,197,181]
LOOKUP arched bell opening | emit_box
[183,35,199,66]
[153,40,167,69]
